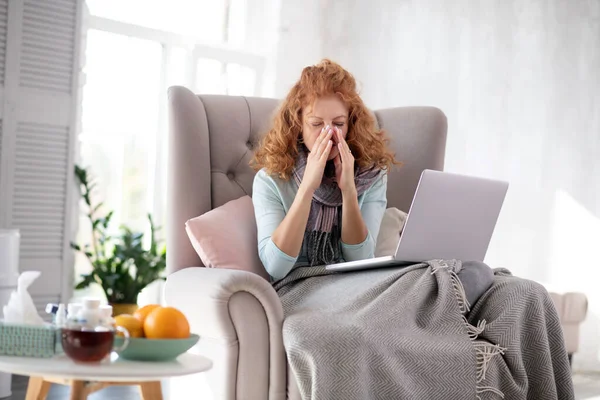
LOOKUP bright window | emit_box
[80,30,162,232]
[86,0,228,44]
[75,0,264,300]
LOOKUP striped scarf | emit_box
[292,144,381,266]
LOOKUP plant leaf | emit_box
[92,202,104,213]
[75,273,95,290]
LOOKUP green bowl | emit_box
[113,334,200,362]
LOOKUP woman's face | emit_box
[301,95,349,161]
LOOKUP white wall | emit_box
[272,0,324,98]
[274,0,600,371]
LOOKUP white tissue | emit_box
[2,271,45,325]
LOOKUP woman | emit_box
[250,60,573,400]
[251,59,397,280]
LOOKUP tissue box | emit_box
[0,321,62,358]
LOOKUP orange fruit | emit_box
[143,306,190,339]
[133,304,161,326]
[114,314,144,338]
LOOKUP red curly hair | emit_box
[251,59,399,179]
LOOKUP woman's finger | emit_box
[341,140,353,166]
[315,126,331,150]
[338,143,346,163]
[336,128,348,158]
[320,138,333,161]
[310,127,327,155]
[338,128,351,154]
[338,132,350,162]
[314,128,331,158]
[336,127,344,142]
[338,139,354,173]
[315,127,331,158]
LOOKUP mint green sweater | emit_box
[252,168,388,280]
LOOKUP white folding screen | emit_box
[0,1,6,86]
[0,0,83,315]
[0,0,7,173]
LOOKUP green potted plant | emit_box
[71,165,167,316]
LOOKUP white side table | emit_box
[0,352,212,400]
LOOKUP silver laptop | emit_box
[326,169,509,272]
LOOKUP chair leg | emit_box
[139,381,163,400]
[568,353,573,367]
[25,377,52,400]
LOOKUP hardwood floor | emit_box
[4,372,600,399]
[4,375,141,400]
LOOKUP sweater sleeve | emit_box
[341,172,388,262]
[252,170,298,280]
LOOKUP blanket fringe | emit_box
[430,260,470,314]
[449,268,471,314]
[474,342,507,383]
[464,316,486,340]
[431,260,506,400]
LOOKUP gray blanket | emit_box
[274,260,574,400]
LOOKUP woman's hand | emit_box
[334,127,356,195]
[301,127,333,193]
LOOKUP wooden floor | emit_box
[4,374,141,400]
[4,372,600,399]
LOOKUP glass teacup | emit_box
[61,326,129,363]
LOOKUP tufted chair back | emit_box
[167,87,447,273]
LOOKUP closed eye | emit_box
[311,122,345,127]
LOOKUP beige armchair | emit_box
[162,87,585,399]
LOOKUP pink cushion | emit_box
[185,196,269,280]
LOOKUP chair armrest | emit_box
[561,292,588,324]
[548,291,588,355]
[549,292,588,324]
[164,267,286,400]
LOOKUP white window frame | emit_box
[79,11,266,234]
